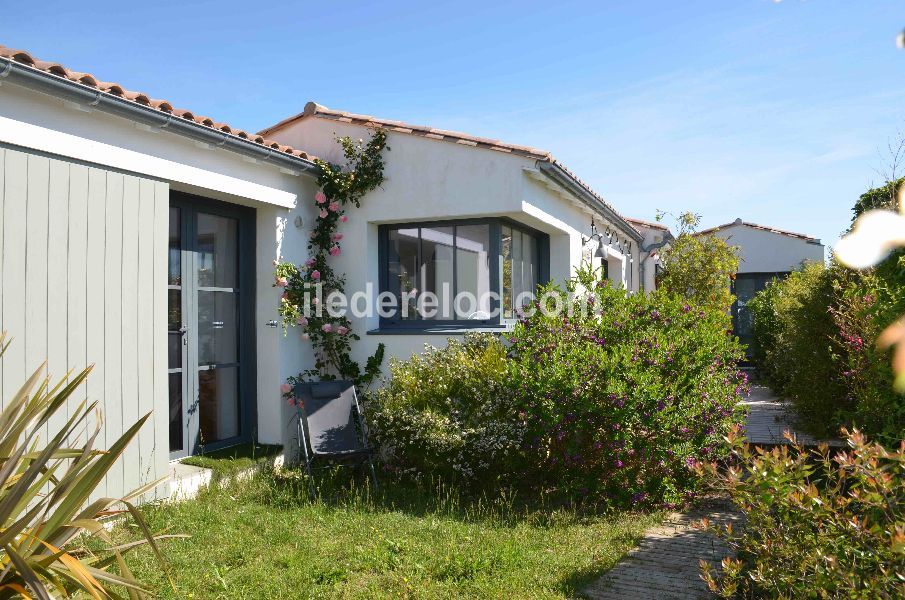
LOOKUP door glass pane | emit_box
[512,230,523,315]
[169,372,183,452]
[197,213,238,288]
[197,291,237,366]
[455,224,491,319]
[168,289,182,369]
[169,207,181,285]
[198,367,239,444]
[387,228,419,319]
[501,226,513,319]
[420,226,454,320]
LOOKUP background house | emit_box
[695,218,825,351]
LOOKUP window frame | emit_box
[377,217,549,329]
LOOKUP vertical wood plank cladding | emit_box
[85,167,107,499]
[46,159,70,438]
[120,176,140,494]
[25,155,49,442]
[1,150,27,409]
[103,172,124,497]
[136,179,155,490]
[152,181,169,498]
[67,164,89,422]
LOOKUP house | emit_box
[0,45,642,499]
[624,217,673,291]
[694,218,825,349]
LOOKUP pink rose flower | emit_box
[275,276,288,287]
[337,326,349,335]
[315,191,327,204]
[339,215,348,223]
[328,201,340,212]
[332,233,344,241]
[301,333,310,341]
[280,383,292,394]
[311,270,321,280]
[286,397,296,406]
[322,323,333,333]
[311,297,319,304]
[281,291,289,301]
[296,316,308,326]
[329,246,341,257]
[319,209,328,219]
[305,258,316,267]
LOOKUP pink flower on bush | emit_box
[337,326,348,335]
[275,276,288,287]
[332,233,344,241]
[319,209,328,219]
[301,333,310,341]
[329,246,341,257]
[328,201,340,212]
[340,215,348,223]
[305,258,316,267]
[315,191,327,204]
[322,323,333,333]
[286,397,297,406]
[311,270,321,280]
[296,316,308,326]
[280,383,292,394]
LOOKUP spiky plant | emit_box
[0,332,179,598]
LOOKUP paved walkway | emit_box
[585,385,838,599]
[584,499,742,599]
[742,385,843,447]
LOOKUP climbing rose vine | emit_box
[273,130,388,385]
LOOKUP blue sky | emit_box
[3,0,903,248]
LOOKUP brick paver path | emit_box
[585,499,742,599]
[586,385,838,599]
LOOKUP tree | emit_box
[655,212,739,315]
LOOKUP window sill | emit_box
[366,325,511,336]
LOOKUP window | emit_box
[379,219,547,327]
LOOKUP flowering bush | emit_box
[508,264,747,507]
[697,428,905,599]
[364,333,525,483]
[366,264,746,506]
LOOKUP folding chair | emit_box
[293,380,378,496]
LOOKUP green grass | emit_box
[119,469,660,599]
[180,443,283,475]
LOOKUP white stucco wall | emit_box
[265,115,642,373]
[705,224,825,273]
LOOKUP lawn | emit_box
[180,442,283,475]
[119,469,660,599]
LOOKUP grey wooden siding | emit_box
[0,145,169,501]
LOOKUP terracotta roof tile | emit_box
[0,45,316,162]
[695,218,820,243]
[625,217,671,232]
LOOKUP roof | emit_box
[260,102,552,161]
[625,217,671,232]
[0,45,315,161]
[695,218,820,243]
[260,102,642,241]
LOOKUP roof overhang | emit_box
[0,56,319,176]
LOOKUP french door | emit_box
[168,193,255,459]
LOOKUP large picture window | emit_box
[379,219,548,327]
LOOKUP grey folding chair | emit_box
[294,380,378,496]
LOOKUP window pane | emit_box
[196,213,238,288]
[388,228,419,319]
[168,207,181,285]
[197,291,238,366]
[198,367,239,444]
[455,225,491,319]
[512,230,523,315]
[169,372,183,452]
[501,226,513,319]
[168,289,182,370]
[420,226,454,320]
[524,233,537,301]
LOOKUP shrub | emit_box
[698,428,905,599]
[364,333,525,483]
[507,265,747,507]
[0,333,174,598]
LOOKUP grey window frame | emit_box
[377,217,549,329]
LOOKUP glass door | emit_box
[169,194,254,459]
